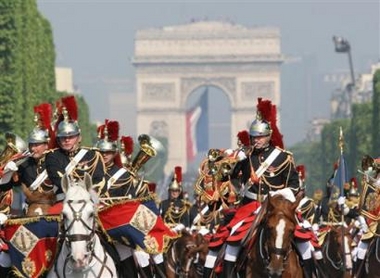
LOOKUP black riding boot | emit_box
[221,260,237,278]
[154,262,166,278]
[118,256,138,278]
[0,266,10,277]
[354,259,365,278]
[139,266,154,278]
[203,267,213,278]
[314,258,327,278]
[302,259,316,278]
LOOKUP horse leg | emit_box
[220,261,237,278]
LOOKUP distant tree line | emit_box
[291,69,380,196]
[0,0,94,146]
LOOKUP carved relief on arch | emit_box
[150,120,169,138]
[180,77,236,105]
[142,82,175,102]
[241,81,274,101]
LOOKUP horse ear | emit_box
[61,174,70,193]
[292,190,303,210]
[83,172,92,191]
[83,172,92,192]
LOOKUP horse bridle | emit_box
[57,199,114,278]
[167,239,197,277]
[259,213,293,267]
[323,229,344,270]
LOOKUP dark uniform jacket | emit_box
[160,197,191,227]
[1,157,46,192]
[45,147,105,195]
[236,145,300,203]
[102,163,136,198]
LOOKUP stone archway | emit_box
[132,21,284,174]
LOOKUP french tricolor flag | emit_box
[186,89,209,162]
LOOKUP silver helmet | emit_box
[95,139,118,152]
[28,128,49,144]
[57,120,80,138]
[56,108,80,138]
[95,120,119,152]
[249,118,272,137]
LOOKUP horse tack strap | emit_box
[65,149,89,175]
[107,168,127,190]
[30,170,48,191]
[255,148,281,178]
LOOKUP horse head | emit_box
[61,173,97,270]
[262,189,302,277]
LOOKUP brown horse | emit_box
[245,191,303,278]
[21,184,56,216]
[364,222,380,278]
[321,224,353,278]
[165,229,209,278]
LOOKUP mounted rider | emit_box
[203,98,323,278]
[45,95,106,211]
[160,166,192,229]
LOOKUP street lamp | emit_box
[333,36,355,118]
[333,36,355,87]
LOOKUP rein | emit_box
[167,236,197,277]
[258,213,293,267]
[323,229,343,270]
[56,198,114,278]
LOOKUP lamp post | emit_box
[333,36,355,118]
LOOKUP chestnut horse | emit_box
[245,190,303,278]
[21,184,56,216]
[321,224,353,278]
[165,229,209,278]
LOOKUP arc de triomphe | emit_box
[132,21,284,174]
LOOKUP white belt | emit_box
[244,191,267,200]
[30,170,48,191]
[255,148,281,178]
[65,149,88,175]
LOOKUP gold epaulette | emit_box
[44,148,58,154]
[275,146,293,155]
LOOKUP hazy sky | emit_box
[37,0,380,147]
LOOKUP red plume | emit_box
[121,136,134,155]
[350,177,358,188]
[175,166,182,184]
[256,98,272,123]
[106,120,119,142]
[113,153,123,168]
[34,103,52,130]
[296,165,306,181]
[97,124,105,139]
[237,130,250,147]
[256,98,284,149]
[148,182,156,193]
[61,95,78,121]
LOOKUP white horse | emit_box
[48,173,117,278]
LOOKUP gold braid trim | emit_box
[260,154,293,189]
[164,200,191,225]
[6,215,61,225]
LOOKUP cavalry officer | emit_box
[0,104,53,275]
[160,166,192,229]
[205,98,320,278]
[45,98,106,205]
[94,120,139,278]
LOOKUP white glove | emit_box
[338,196,346,206]
[312,223,319,233]
[0,213,8,225]
[172,223,185,232]
[357,216,368,233]
[4,161,18,172]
